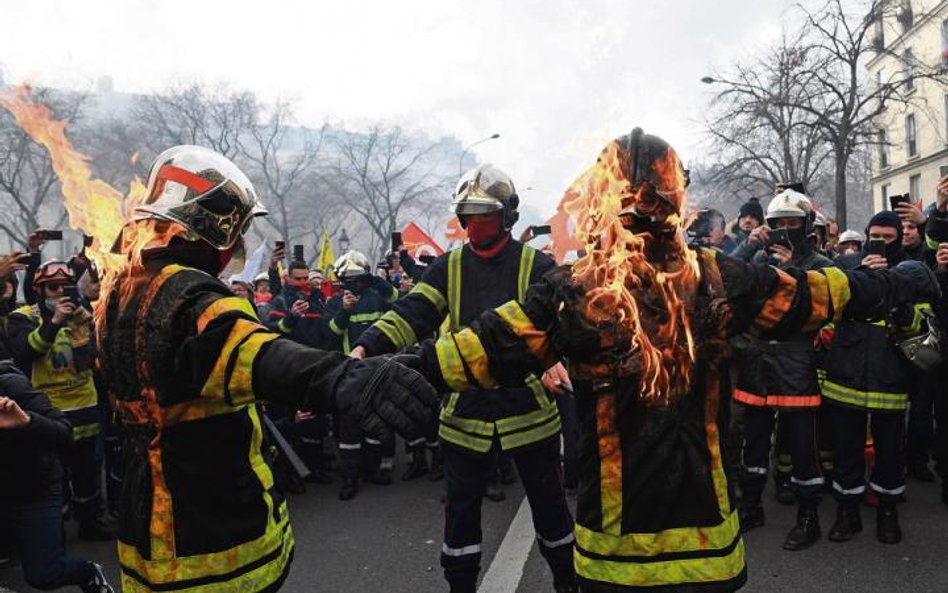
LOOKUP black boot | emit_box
[428,448,444,481]
[338,477,359,501]
[78,517,118,542]
[80,562,115,593]
[401,450,428,481]
[783,503,821,551]
[363,467,393,486]
[774,473,795,505]
[828,504,862,542]
[876,503,902,544]
[738,501,765,532]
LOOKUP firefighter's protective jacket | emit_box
[414,249,917,593]
[7,302,100,440]
[99,259,354,593]
[356,240,561,454]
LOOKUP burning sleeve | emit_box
[355,256,451,355]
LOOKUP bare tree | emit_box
[704,0,947,228]
[324,126,453,258]
[131,84,256,159]
[241,100,330,248]
[0,88,85,249]
[702,32,835,212]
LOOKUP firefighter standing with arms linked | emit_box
[396,129,940,592]
[352,164,577,593]
[96,145,438,593]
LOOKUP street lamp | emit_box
[458,133,500,176]
[338,228,350,253]
[700,76,716,84]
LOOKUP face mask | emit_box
[45,297,61,312]
[390,272,403,285]
[786,227,809,248]
[466,215,504,247]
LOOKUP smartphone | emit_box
[765,228,793,250]
[889,193,911,211]
[82,234,94,247]
[62,285,81,305]
[37,229,63,241]
[940,164,948,178]
[418,254,436,264]
[391,232,402,253]
[531,224,552,236]
[869,238,886,256]
[292,245,304,263]
[274,240,286,251]
[25,252,41,268]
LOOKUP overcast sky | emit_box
[0,0,796,219]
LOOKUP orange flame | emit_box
[0,86,147,273]
[563,141,700,404]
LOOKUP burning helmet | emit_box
[33,260,76,287]
[451,164,520,230]
[334,251,371,280]
[766,189,813,233]
[134,145,266,250]
[615,128,690,221]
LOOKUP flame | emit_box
[563,141,700,404]
[0,86,153,336]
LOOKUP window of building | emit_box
[906,114,917,157]
[944,94,948,143]
[899,1,914,33]
[882,184,890,209]
[878,128,889,168]
[909,174,920,202]
[902,49,915,91]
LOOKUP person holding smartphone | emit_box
[6,261,116,542]
[821,209,933,544]
[728,189,834,551]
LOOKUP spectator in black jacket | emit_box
[0,355,114,592]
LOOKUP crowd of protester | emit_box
[1,174,947,592]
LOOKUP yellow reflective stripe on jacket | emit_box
[229,332,279,407]
[27,327,53,352]
[452,330,497,389]
[499,414,561,450]
[329,318,345,336]
[517,246,536,302]
[821,380,908,411]
[196,296,259,332]
[574,512,744,588]
[435,333,469,392]
[413,281,448,314]
[438,423,493,453]
[199,318,275,403]
[926,233,940,251]
[374,310,418,351]
[495,301,555,367]
[73,423,100,440]
[901,302,934,335]
[438,409,495,437]
[350,311,384,324]
[447,249,463,331]
[802,267,851,331]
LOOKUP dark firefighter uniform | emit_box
[326,274,399,487]
[356,239,575,591]
[99,259,432,593]
[410,250,935,593]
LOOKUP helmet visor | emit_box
[452,199,504,216]
[167,182,255,249]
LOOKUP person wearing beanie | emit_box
[726,197,765,247]
[821,208,929,545]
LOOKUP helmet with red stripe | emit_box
[134,145,266,250]
[33,260,76,287]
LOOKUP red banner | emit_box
[402,222,444,258]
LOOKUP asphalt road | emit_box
[2,460,946,593]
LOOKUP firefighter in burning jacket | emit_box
[399,129,940,593]
[352,164,577,593]
[96,145,438,593]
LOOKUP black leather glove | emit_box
[893,260,941,302]
[332,356,439,442]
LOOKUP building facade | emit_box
[867,0,948,214]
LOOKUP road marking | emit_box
[478,496,535,593]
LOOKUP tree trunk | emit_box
[834,149,849,230]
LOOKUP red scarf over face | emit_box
[465,213,510,259]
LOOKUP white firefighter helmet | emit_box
[334,251,371,279]
[813,210,828,229]
[253,272,269,285]
[766,189,813,226]
[134,145,266,250]
[838,229,865,245]
[451,164,520,229]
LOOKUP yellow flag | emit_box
[317,228,337,279]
